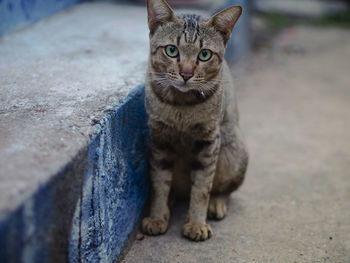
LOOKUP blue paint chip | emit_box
[21,0,36,20]
[7,2,13,12]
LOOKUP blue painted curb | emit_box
[0,85,150,263]
[69,86,150,263]
[0,0,84,36]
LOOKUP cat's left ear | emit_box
[207,5,242,43]
[147,0,179,34]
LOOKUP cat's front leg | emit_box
[183,134,220,241]
[142,137,173,236]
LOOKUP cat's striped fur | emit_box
[142,0,248,241]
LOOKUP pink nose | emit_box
[180,71,193,82]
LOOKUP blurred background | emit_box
[1,0,350,262]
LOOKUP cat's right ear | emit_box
[206,5,242,43]
[147,0,178,34]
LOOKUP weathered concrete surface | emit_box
[123,26,350,262]
[0,2,150,262]
[67,87,149,263]
[0,1,148,217]
[0,86,150,263]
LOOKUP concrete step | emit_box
[0,2,150,262]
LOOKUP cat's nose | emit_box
[180,71,193,82]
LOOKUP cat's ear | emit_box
[207,5,242,43]
[147,0,179,34]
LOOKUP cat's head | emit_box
[146,0,242,93]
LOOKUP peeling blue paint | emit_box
[20,0,36,19]
[0,0,84,36]
[0,180,55,263]
[0,86,150,262]
[7,2,13,12]
[69,86,150,263]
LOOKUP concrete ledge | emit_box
[68,86,149,263]
[0,2,149,262]
[0,86,149,262]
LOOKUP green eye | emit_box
[198,49,212,62]
[165,45,179,58]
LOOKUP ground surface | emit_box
[123,25,350,263]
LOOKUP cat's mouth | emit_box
[171,81,198,93]
[172,84,190,93]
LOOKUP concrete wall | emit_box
[0,0,83,36]
[0,86,149,263]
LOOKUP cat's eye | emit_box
[165,45,179,58]
[198,49,212,62]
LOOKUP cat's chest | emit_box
[146,90,223,133]
[156,106,220,135]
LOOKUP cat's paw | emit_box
[208,196,227,220]
[141,217,168,236]
[183,222,212,241]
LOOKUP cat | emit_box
[141,0,248,241]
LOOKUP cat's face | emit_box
[149,15,225,93]
[147,0,242,93]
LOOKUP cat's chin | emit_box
[172,85,194,93]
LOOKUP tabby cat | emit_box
[141,0,248,241]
